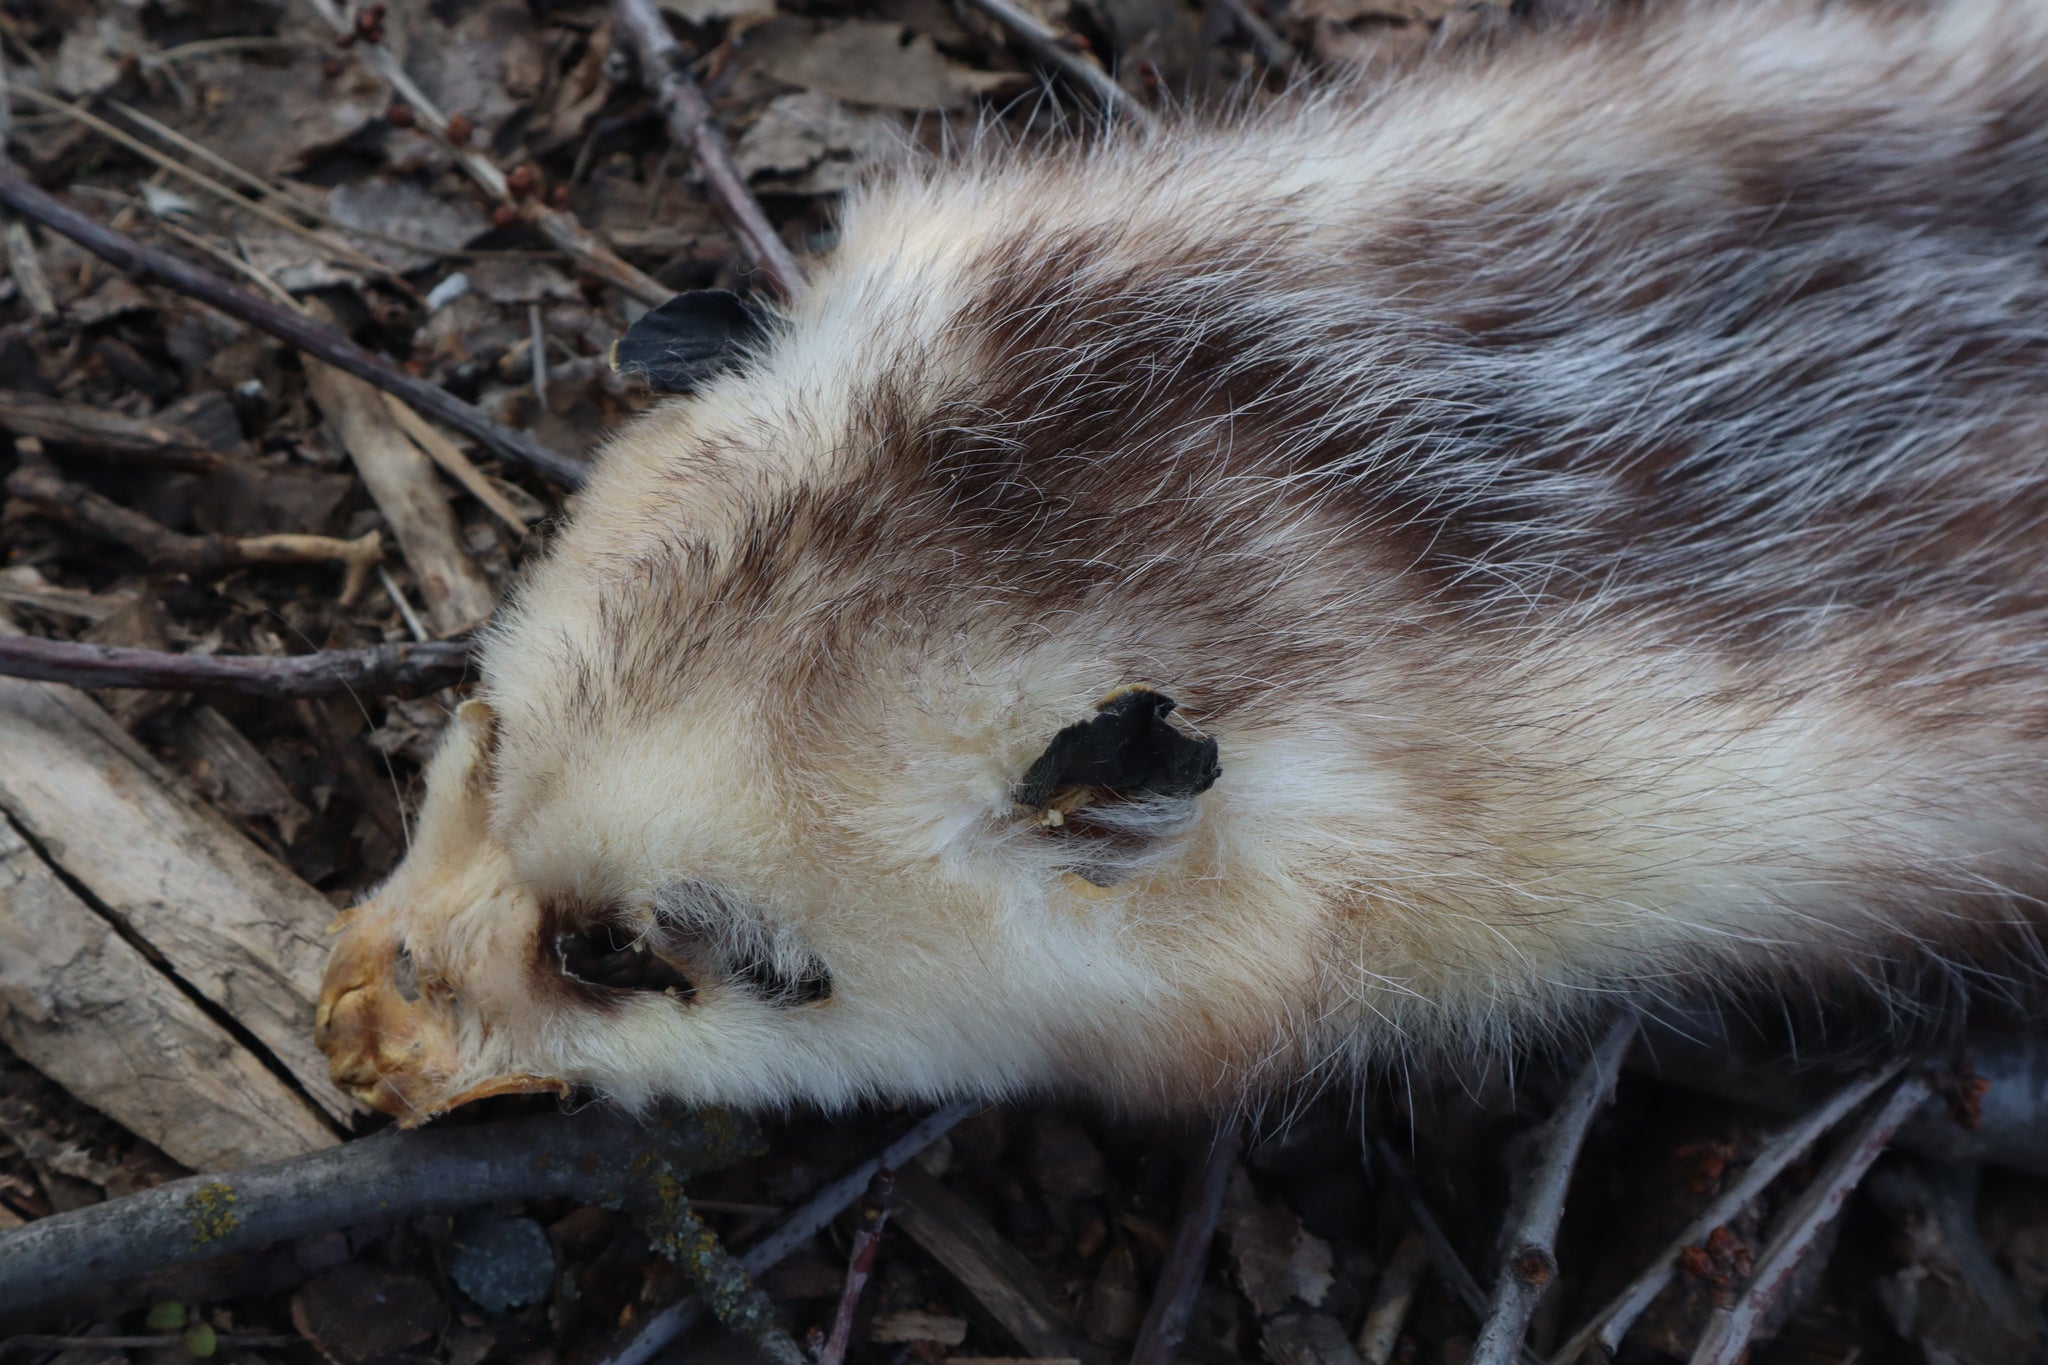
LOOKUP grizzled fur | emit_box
[318,0,2048,1121]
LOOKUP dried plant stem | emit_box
[599,1105,975,1365]
[1550,1061,1906,1365]
[7,466,383,603]
[1130,1117,1244,1365]
[298,0,669,307]
[1686,1071,1935,1365]
[0,166,587,487]
[0,1109,761,1322]
[0,634,471,699]
[611,0,806,301]
[958,0,1157,128]
[1470,1014,1638,1365]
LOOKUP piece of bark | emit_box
[891,1163,1104,1364]
[0,390,235,472]
[303,355,495,636]
[166,706,313,846]
[0,638,350,1125]
[0,816,337,1169]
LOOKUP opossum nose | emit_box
[316,904,568,1124]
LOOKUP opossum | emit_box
[317,0,2048,1122]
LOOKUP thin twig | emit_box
[1550,1061,1906,1365]
[0,1109,762,1323]
[611,0,806,301]
[0,166,588,488]
[1686,1071,1935,1365]
[1130,1118,1243,1365]
[1367,1135,1489,1321]
[7,465,383,603]
[957,0,1157,128]
[1367,1138,1543,1365]
[818,1170,898,1365]
[1470,1014,1638,1365]
[0,634,471,698]
[597,1104,975,1365]
[299,0,670,307]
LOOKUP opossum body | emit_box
[318,0,2048,1120]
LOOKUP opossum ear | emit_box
[1015,686,1221,814]
[609,290,767,394]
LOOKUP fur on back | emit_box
[321,0,2048,1119]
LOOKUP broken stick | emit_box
[0,1108,763,1325]
[0,634,471,698]
[1470,1014,1638,1365]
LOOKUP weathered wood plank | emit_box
[0,817,337,1168]
[0,667,351,1126]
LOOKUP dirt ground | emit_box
[4,1,2048,1363]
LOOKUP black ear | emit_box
[609,290,768,394]
[1015,687,1221,811]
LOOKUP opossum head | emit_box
[313,170,1427,1120]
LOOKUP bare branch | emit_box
[1549,1061,1905,1365]
[636,1198,809,1365]
[597,1105,974,1365]
[958,0,1157,128]
[611,0,806,302]
[1130,1118,1244,1365]
[1686,1071,1936,1365]
[0,167,588,488]
[817,1171,897,1365]
[1470,1014,1637,1365]
[0,1109,763,1325]
[0,634,472,698]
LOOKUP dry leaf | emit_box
[750,18,1022,111]
[734,92,903,195]
[1223,1173,1334,1318]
